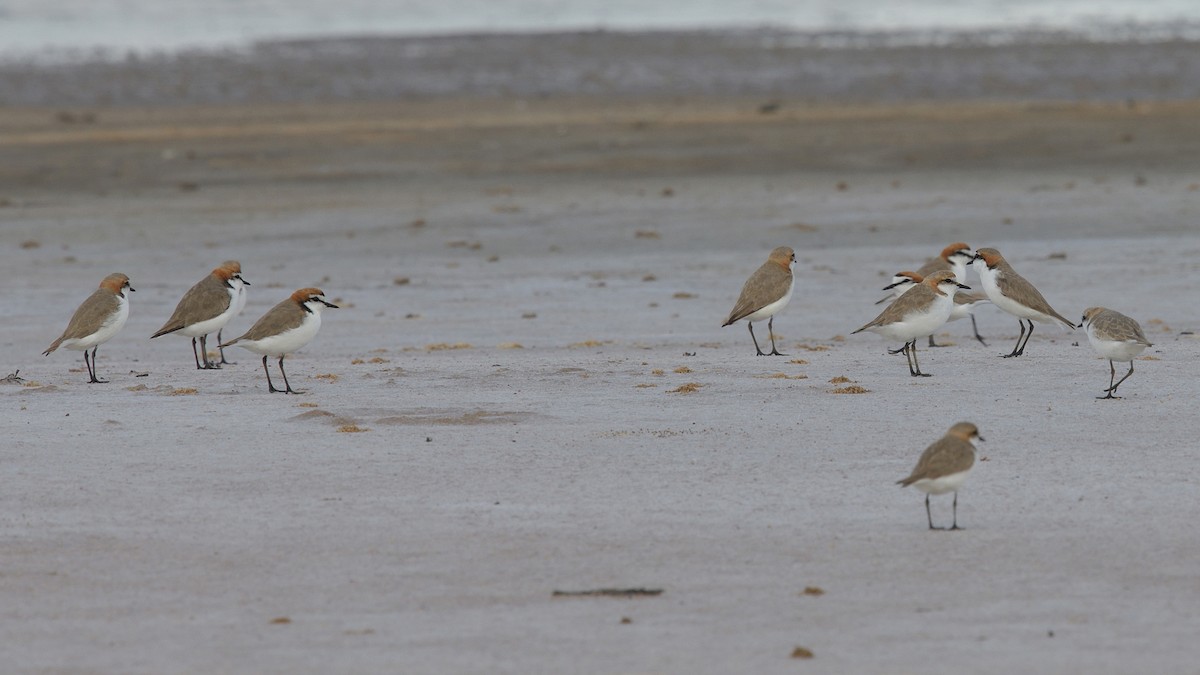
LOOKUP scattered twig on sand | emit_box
[2,370,25,384]
[552,588,663,598]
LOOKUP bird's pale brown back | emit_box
[897,435,976,486]
[43,289,120,354]
[151,274,234,337]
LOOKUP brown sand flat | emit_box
[2,94,1199,673]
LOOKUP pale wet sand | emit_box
[2,92,1199,673]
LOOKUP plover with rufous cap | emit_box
[972,247,1074,358]
[220,288,338,394]
[897,422,983,531]
[877,270,990,347]
[852,270,970,377]
[216,260,249,365]
[917,242,975,284]
[1079,307,1153,399]
[875,270,923,305]
[722,246,796,356]
[43,273,135,383]
[150,261,250,370]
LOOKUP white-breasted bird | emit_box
[722,246,796,356]
[43,273,135,383]
[898,422,983,531]
[1079,307,1153,399]
[972,247,1073,358]
[220,287,338,394]
[852,270,970,377]
[150,261,250,369]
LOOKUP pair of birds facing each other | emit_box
[878,242,990,348]
[972,250,1154,397]
[856,245,1078,374]
[43,266,338,393]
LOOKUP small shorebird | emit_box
[220,288,338,394]
[150,261,250,369]
[215,260,248,365]
[43,273,135,383]
[972,247,1073,357]
[875,270,923,305]
[1079,307,1153,399]
[877,270,990,346]
[897,422,983,531]
[852,270,970,376]
[722,246,796,356]
[917,242,975,284]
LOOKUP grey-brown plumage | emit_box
[973,247,1073,358]
[43,273,134,384]
[897,422,982,530]
[150,262,246,370]
[150,274,234,337]
[1079,306,1153,399]
[916,242,972,279]
[43,283,122,355]
[722,246,796,356]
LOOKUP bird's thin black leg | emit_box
[278,355,301,394]
[1102,361,1134,399]
[191,337,204,370]
[85,346,107,383]
[1003,320,1026,358]
[747,322,766,356]
[970,315,987,346]
[949,492,961,530]
[925,494,936,530]
[217,328,235,365]
[262,355,280,393]
[767,316,785,356]
[1014,320,1034,356]
[910,341,931,377]
[200,335,219,369]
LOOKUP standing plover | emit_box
[897,422,983,531]
[722,246,796,356]
[852,270,969,376]
[1079,307,1153,399]
[150,261,249,369]
[220,288,338,394]
[43,273,135,383]
[972,248,1073,357]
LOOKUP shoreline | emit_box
[3,28,1200,106]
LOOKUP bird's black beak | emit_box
[881,280,905,291]
[977,435,986,442]
[243,279,251,286]
[322,300,339,309]
[129,287,136,292]
[957,283,971,289]
[1077,321,1084,328]
[971,253,982,261]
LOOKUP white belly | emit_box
[61,297,129,351]
[869,295,954,342]
[911,470,969,495]
[743,277,793,322]
[235,312,323,356]
[177,286,240,337]
[975,263,1057,323]
[1086,328,1149,362]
